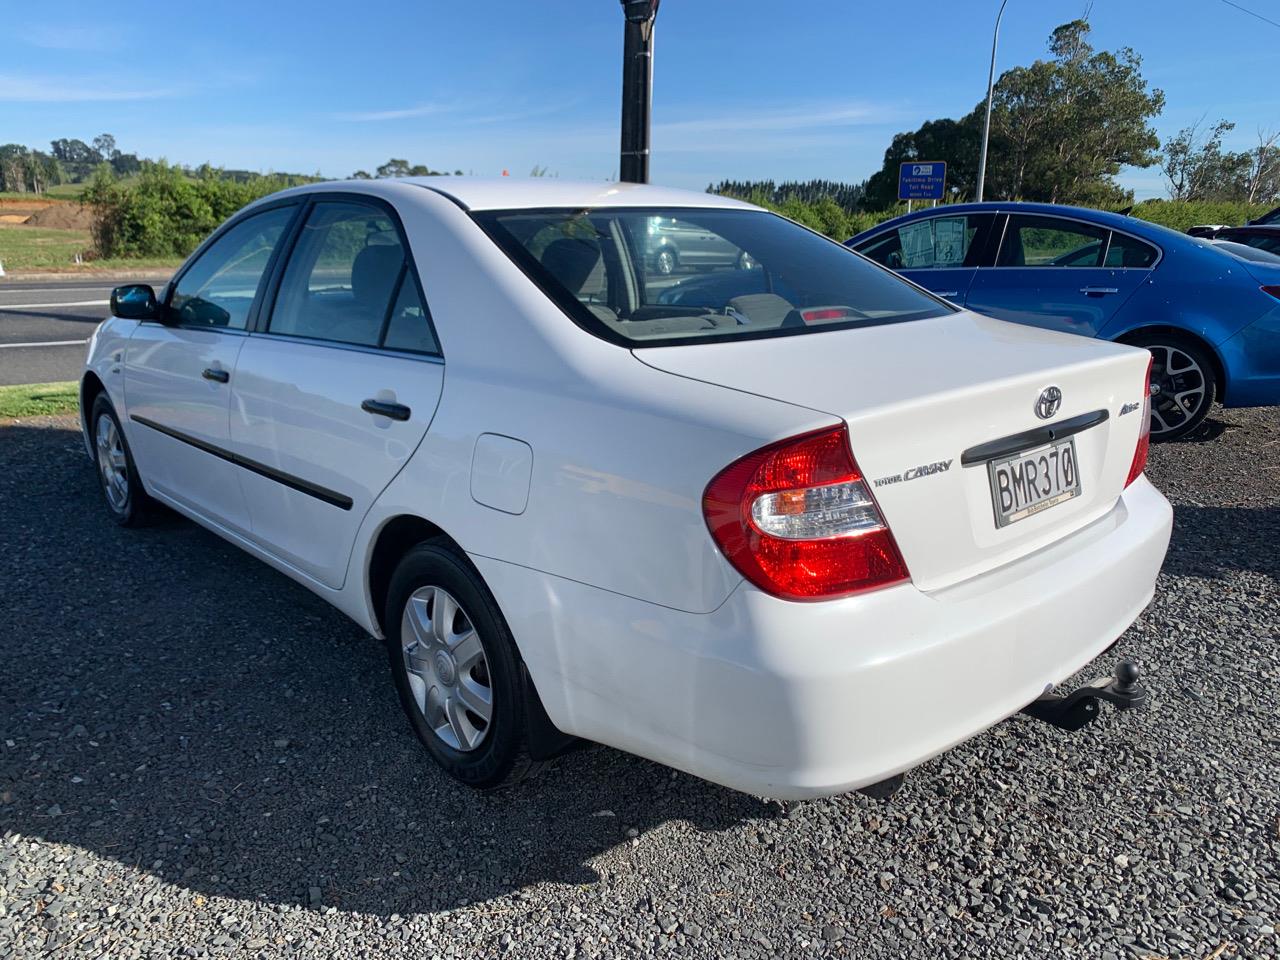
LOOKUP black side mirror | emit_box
[110,284,163,321]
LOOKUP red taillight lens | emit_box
[1125,354,1153,488]
[702,425,909,601]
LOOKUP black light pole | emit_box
[619,0,660,183]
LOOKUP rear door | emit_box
[964,213,1156,337]
[227,197,445,588]
[124,203,298,531]
[851,212,996,303]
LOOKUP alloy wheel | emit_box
[655,249,675,275]
[1146,343,1208,438]
[400,585,493,752]
[95,414,129,512]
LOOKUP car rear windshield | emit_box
[473,207,953,347]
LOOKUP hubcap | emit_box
[656,250,674,274]
[400,586,492,752]
[95,415,129,511]
[1146,344,1207,437]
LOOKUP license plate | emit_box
[987,438,1081,527]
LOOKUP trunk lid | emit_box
[637,311,1151,591]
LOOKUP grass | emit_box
[0,224,182,273]
[0,381,79,419]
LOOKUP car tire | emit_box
[384,539,541,789]
[1125,333,1217,442]
[654,248,677,275]
[90,393,154,527]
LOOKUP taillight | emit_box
[1262,285,1280,302]
[1125,354,1153,487]
[702,425,909,601]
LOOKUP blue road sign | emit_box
[898,161,947,201]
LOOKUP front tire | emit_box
[385,540,539,789]
[90,393,154,526]
[654,248,677,276]
[1126,333,1217,442]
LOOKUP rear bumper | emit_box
[474,476,1173,800]
[1219,310,1280,407]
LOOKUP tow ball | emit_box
[1020,661,1148,732]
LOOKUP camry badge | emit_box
[1035,386,1062,420]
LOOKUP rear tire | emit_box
[384,539,540,789]
[90,393,154,527]
[1125,333,1217,442]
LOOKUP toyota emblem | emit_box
[1035,386,1063,420]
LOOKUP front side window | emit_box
[854,214,991,270]
[476,207,952,346]
[998,215,1108,268]
[169,206,295,329]
[268,201,437,353]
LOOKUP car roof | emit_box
[279,177,757,213]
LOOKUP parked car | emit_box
[1207,225,1280,257]
[848,202,1280,441]
[1188,205,1280,238]
[83,180,1171,800]
[643,215,757,274]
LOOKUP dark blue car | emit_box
[846,202,1280,440]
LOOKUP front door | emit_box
[851,212,996,304]
[964,213,1156,337]
[124,205,297,531]
[228,199,444,589]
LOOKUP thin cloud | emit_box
[656,103,901,137]
[0,74,178,102]
[332,103,456,122]
[19,24,126,52]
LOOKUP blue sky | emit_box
[6,0,1279,198]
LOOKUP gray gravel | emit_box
[1,406,1276,959]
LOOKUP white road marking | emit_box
[0,339,89,349]
[0,299,109,311]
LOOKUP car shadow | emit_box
[1164,503,1279,581]
[0,421,775,918]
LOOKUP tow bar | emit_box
[1020,660,1148,731]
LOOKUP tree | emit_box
[863,117,980,207]
[1160,119,1244,201]
[984,20,1164,204]
[865,20,1163,208]
[1240,129,1280,205]
[375,159,412,178]
[92,133,118,161]
[351,170,372,179]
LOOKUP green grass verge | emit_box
[0,381,79,419]
[0,224,182,273]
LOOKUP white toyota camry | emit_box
[81,179,1173,799]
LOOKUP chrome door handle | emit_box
[1080,287,1119,296]
[201,367,229,383]
[361,398,411,421]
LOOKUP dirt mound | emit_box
[24,203,94,230]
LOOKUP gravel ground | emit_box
[1,407,1276,960]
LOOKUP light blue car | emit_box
[847,202,1280,440]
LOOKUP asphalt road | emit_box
[0,276,168,387]
[0,406,1276,959]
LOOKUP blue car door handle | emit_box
[1080,286,1120,296]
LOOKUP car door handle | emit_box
[361,399,411,421]
[1080,286,1119,296]
[201,367,230,383]
[931,290,960,298]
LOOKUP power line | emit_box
[1219,0,1280,31]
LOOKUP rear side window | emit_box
[169,206,294,329]
[1105,232,1158,268]
[854,214,992,270]
[268,202,438,354]
[475,207,951,347]
[998,215,1108,268]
